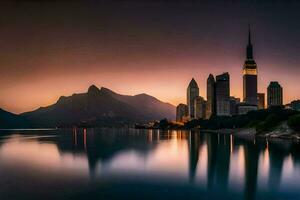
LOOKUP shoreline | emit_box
[1,126,299,142]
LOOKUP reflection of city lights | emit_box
[263,147,269,172]
[73,128,77,147]
[197,144,208,187]
[148,131,153,142]
[229,146,245,191]
[230,135,233,153]
[84,129,87,150]
[238,146,245,171]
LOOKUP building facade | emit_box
[230,96,240,115]
[237,103,258,115]
[187,78,199,118]
[267,81,283,107]
[215,73,230,116]
[291,100,300,111]
[176,104,188,122]
[194,96,206,119]
[257,93,265,109]
[243,27,258,105]
[206,74,216,119]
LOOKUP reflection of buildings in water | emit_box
[83,129,87,150]
[240,138,300,198]
[243,141,260,200]
[215,134,231,189]
[257,140,270,189]
[147,129,189,141]
[229,145,245,189]
[73,128,77,147]
[217,135,231,189]
[188,130,200,183]
[205,133,231,190]
[206,133,218,189]
[188,130,213,184]
[68,128,194,176]
[241,137,300,200]
[256,139,297,194]
[290,143,300,171]
[58,128,158,176]
[232,136,266,200]
[267,141,289,192]
[24,128,300,198]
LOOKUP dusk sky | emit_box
[1,0,300,113]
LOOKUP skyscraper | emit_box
[176,104,188,122]
[206,74,216,119]
[229,96,240,115]
[257,93,265,109]
[194,96,206,119]
[215,73,230,116]
[243,26,258,105]
[187,78,199,118]
[267,81,283,107]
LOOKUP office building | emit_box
[206,74,216,119]
[230,96,240,115]
[187,78,199,118]
[257,93,265,109]
[215,73,230,116]
[176,104,188,122]
[267,81,283,107]
[194,96,206,119]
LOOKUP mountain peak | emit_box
[88,85,101,95]
[57,96,67,103]
[100,87,116,95]
[16,85,175,128]
[135,93,152,98]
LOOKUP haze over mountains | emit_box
[0,85,175,128]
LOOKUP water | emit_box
[0,128,300,200]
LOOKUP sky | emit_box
[1,0,300,114]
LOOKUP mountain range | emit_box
[0,85,175,128]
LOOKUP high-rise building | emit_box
[291,100,300,111]
[257,93,265,109]
[194,96,206,119]
[267,81,283,107]
[176,104,188,122]
[215,73,230,116]
[230,96,240,115]
[243,26,258,105]
[206,74,216,119]
[187,78,199,118]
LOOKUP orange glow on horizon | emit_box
[0,58,299,114]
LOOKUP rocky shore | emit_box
[232,122,300,141]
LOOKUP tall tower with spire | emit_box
[243,26,258,105]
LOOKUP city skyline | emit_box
[1,0,300,113]
[1,2,300,200]
[177,27,284,120]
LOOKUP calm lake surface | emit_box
[0,128,300,200]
